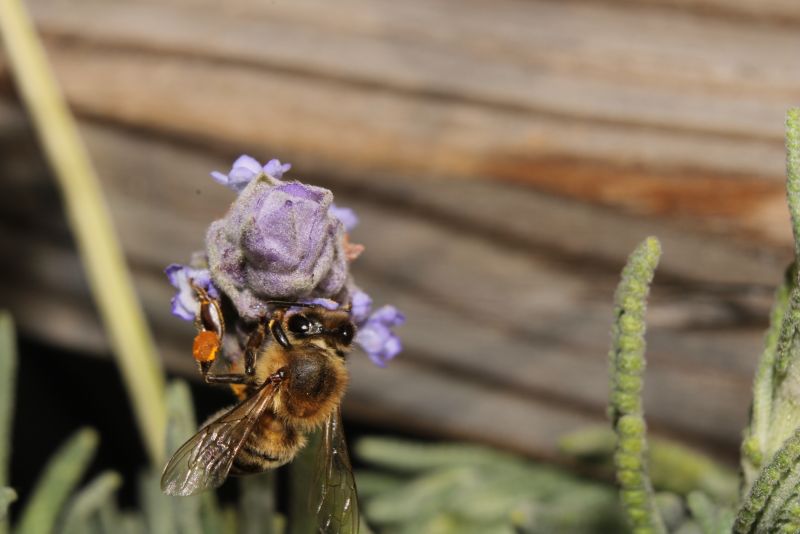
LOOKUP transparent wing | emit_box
[161,381,278,496]
[311,407,359,534]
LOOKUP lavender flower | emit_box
[165,264,219,321]
[356,305,406,367]
[170,155,404,366]
[206,175,348,320]
[211,155,291,193]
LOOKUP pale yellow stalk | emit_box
[0,0,166,465]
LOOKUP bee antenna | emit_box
[265,301,316,308]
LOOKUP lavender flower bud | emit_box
[206,176,348,320]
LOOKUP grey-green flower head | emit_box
[206,173,348,320]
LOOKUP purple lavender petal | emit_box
[349,288,373,325]
[165,264,219,321]
[380,334,402,361]
[300,298,340,310]
[170,295,195,321]
[356,321,390,354]
[211,155,266,193]
[329,204,359,232]
[355,307,404,366]
[210,171,231,187]
[370,305,406,327]
[263,159,292,179]
[233,155,263,173]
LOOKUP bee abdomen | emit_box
[231,445,278,475]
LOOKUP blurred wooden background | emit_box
[1,0,800,464]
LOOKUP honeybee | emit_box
[161,289,359,534]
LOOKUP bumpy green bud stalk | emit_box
[609,237,665,534]
[734,428,800,533]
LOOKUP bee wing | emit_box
[161,380,279,496]
[311,407,359,534]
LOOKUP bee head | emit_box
[272,306,355,356]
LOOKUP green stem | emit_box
[609,237,666,534]
[0,312,16,534]
[742,276,792,490]
[0,0,166,465]
[787,108,800,259]
[290,430,321,534]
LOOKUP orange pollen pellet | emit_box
[193,331,220,363]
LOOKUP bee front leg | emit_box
[204,373,258,385]
[243,315,271,376]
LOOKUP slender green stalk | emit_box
[0,312,16,534]
[15,428,99,534]
[742,276,792,490]
[0,488,16,522]
[786,108,800,259]
[289,430,321,534]
[0,0,165,465]
[239,473,276,534]
[163,381,204,534]
[608,237,665,534]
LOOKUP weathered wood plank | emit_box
[605,0,800,23]
[0,0,795,248]
[26,0,800,139]
[0,104,777,456]
[1,0,796,459]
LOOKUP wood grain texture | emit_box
[1,0,798,461]
[0,0,794,247]
[0,101,782,460]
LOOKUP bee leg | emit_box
[243,316,269,376]
[198,360,258,386]
[205,367,285,386]
[204,373,258,385]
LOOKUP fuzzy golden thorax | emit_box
[251,306,354,432]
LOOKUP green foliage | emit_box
[728,109,800,534]
[60,471,123,534]
[0,328,281,534]
[600,110,800,534]
[685,491,733,534]
[15,428,99,534]
[355,437,626,533]
[559,426,737,503]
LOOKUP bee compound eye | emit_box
[287,314,311,335]
[338,323,355,345]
